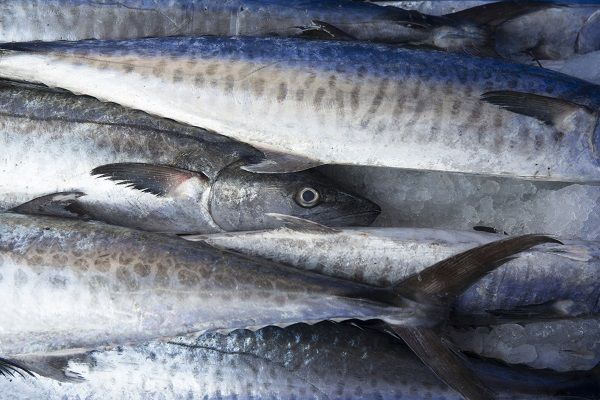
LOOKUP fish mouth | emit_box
[319,207,381,227]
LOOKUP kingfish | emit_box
[0,0,551,56]
[1,37,598,182]
[0,213,556,400]
[0,81,379,233]
[2,321,598,399]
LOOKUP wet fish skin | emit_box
[1,321,598,399]
[196,224,600,314]
[0,81,379,233]
[0,0,489,53]
[0,213,413,359]
[1,37,598,182]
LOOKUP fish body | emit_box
[0,213,414,359]
[1,37,598,182]
[0,81,379,233]
[0,0,495,53]
[1,321,598,399]
[197,223,600,314]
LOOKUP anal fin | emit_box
[392,327,494,400]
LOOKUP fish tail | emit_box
[376,234,560,400]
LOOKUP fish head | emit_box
[209,164,380,231]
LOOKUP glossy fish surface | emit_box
[1,322,598,399]
[0,81,379,233]
[0,37,598,182]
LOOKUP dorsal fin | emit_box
[91,163,207,197]
[481,91,594,127]
[266,213,341,234]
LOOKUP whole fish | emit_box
[1,37,598,182]
[1,322,598,399]
[0,81,379,233]
[0,0,548,56]
[192,215,600,314]
[0,213,555,399]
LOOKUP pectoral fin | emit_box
[481,91,594,128]
[392,327,494,400]
[266,213,341,234]
[241,151,322,173]
[10,191,90,220]
[91,163,207,196]
[295,20,357,41]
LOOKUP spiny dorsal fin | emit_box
[10,191,90,220]
[91,163,207,197]
[0,357,35,379]
[444,1,561,27]
[394,234,561,304]
[392,327,494,400]
[266,213,341,234]
[481,90,594,127]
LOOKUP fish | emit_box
[0,80,379,233]
[1,321,598,399]
[1,37,598,182]
[0,0,550,56]
[189,215,600,314]
[543,50,600,86]
[0,213,557,399]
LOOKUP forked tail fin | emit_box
[387,234,560,400]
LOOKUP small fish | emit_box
[0,213,556,399]
[1,321,598,399]
[190,215,600,314]
[0,81,379,233]
[0,0,550,56]
[0,37,598,182]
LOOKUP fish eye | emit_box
[295,187,320,208]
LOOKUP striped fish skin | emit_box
[0,213,407,359]
[0,0,485,52]
[0,37,598,182]
[199,226,600,314]
[0,81,379,233]
[2,322,596,399]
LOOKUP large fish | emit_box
[190,215,600,314]
[1,322,598,399]
[0,0,550,56]
[1,37,598,182]
[0,213,556,399]
[0,81,379,233]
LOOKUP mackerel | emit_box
[1,37,598,182]
[0,81,379,233]
[0,213,555,399]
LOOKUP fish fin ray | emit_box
[392,327,494,400]
[481,91,594,127]
[393,234,561,304]
[10,351,89,383]
[241,151,322,173]
[0,357,35,379]
[295,20,357,41]
[91,163,207,196]
[10,191,91,220]
[265,213,341,234]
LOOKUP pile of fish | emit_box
[0,1,598,399]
